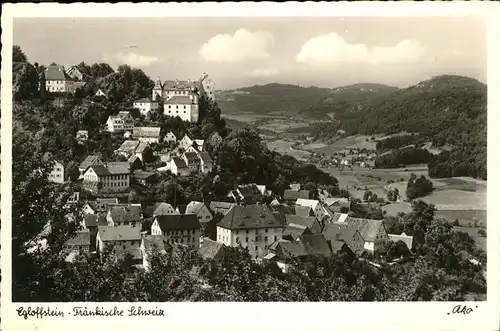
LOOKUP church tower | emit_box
[152,77,163,101]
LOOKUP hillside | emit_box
[217,82,398,120]
[315,75,487,179]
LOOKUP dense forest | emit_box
[313,75,487,180]
[374,147,433,169]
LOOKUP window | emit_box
[255,246,258,251]
[274,236,277,242]
[265,229,268,233]
[264,236,267,241]
[246,237,249,243]
[184,105,186,109]
[176,105,179,109]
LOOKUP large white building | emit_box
[163,95,199,123]
[44,64,86,93]
[151,214,202,248]
[83,162,130,193]
[132,98,159,117]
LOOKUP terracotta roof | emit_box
[98,226,142,241]
[108,205,142,224]
[198,238,225,259]
[283,190,310,201]
[164,96,194,105]
[66,230,91,247]
[218,204,283,230]
[155,214,201,231]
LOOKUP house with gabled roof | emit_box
[106,204,143,228]
[198,152,213,174]
[106,111,134,132]
[324,197,350,213]
[179,135,194,151]
[132,126,161,144]
[48,159,65,184]
[76,130,89,144]
[151,214,202,248]
[208,201,237,216]
[65,65,84,81]
[388,232,413,250]
[183,152,201,172]
[95,88,106,97]
[64,230,91,263]
[152,202,178,217]
[283,189,310,203]
[281,223,313,241]
[44,64,76,93]
[96,226,142,262]
[159,157,190,176]
[322,224,364,255]
[216,204,284,258]
[116,140,150,161]
[83,197,119,215]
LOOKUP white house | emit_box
[132,127,161,144]
[216,204,284,259]
[106,204,143,227]
[163,131,177,143]
[132,98,159,117]
[115,140,150,161]
[78,155,103,178]
[152,202,178,217]
[44,64,74,93]
[388,232,414,250]
[83,163,130,193]
[185,201,213,225]
[106,111,134,132]
[48,160,65,184]
[295,199,327,221]
[95,88,106,97]
[150,214,202,248]
[163,95,199,123]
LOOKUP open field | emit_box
[266,139,311,161]
[305,135,382,156]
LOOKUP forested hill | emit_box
[217,82,398,120]
[323,75,487,179]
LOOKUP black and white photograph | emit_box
[1,3,499,330]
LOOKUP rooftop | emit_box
[164,96,194,105]
[98,226,142,242]
[155,214,201,232]
[218,204,283,230]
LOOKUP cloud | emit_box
[296,33,425,65]
[245,68,279,78]
[199,28,274,62]
[105,51,159,67]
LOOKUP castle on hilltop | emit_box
[148,73,215,123]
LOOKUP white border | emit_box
[2,3,500,331]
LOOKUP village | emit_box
[38,63,418,275]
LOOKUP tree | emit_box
[128,189,139,203]
[477,229,486,237]
[13,46,40,101]
[13,45,28,62]
[363,190,373,202]
[66,161,80,182]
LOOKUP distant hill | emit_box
[217,82,398,120]
[314,75,487,179]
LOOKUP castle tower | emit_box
[152,77,163,101]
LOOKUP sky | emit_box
[13,17,486,90]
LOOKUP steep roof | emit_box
[283,190,310,201]
[66,230,91,247]
[128,155,142,164]
[133,98,156,104]
[142,235,167,254]
[88,164,111,176]
[162,80,196,90]
[296,198,321,210]
[329,239,348,254]
[135,141,150,154]
[295,205,315,217]
[108,205,142,223]
[117,140,140,153]
[218,204,283,230]
[334,217,385,242]
[133,127,161,138]
[79,155,102,170]
[98,226,142,241]
[322,225,361,246]
[331,213,349,223]
[172,157,188,169]
[176,205,187,214]
[275,240,308,258]
[238,184,262,198]
[155,214,201,231]
[209,201,236,215]
[134,170,154,180]
[324,197,350,207]
[186,201,205,214]
[117,111,132,119]
[198,239,225,259]
[84,214,98,227]
[164,96,193,105]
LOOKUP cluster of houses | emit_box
[131,74,216,122]
[42,64,87,94]
[57,177,414,274]
[316,151,377,169]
